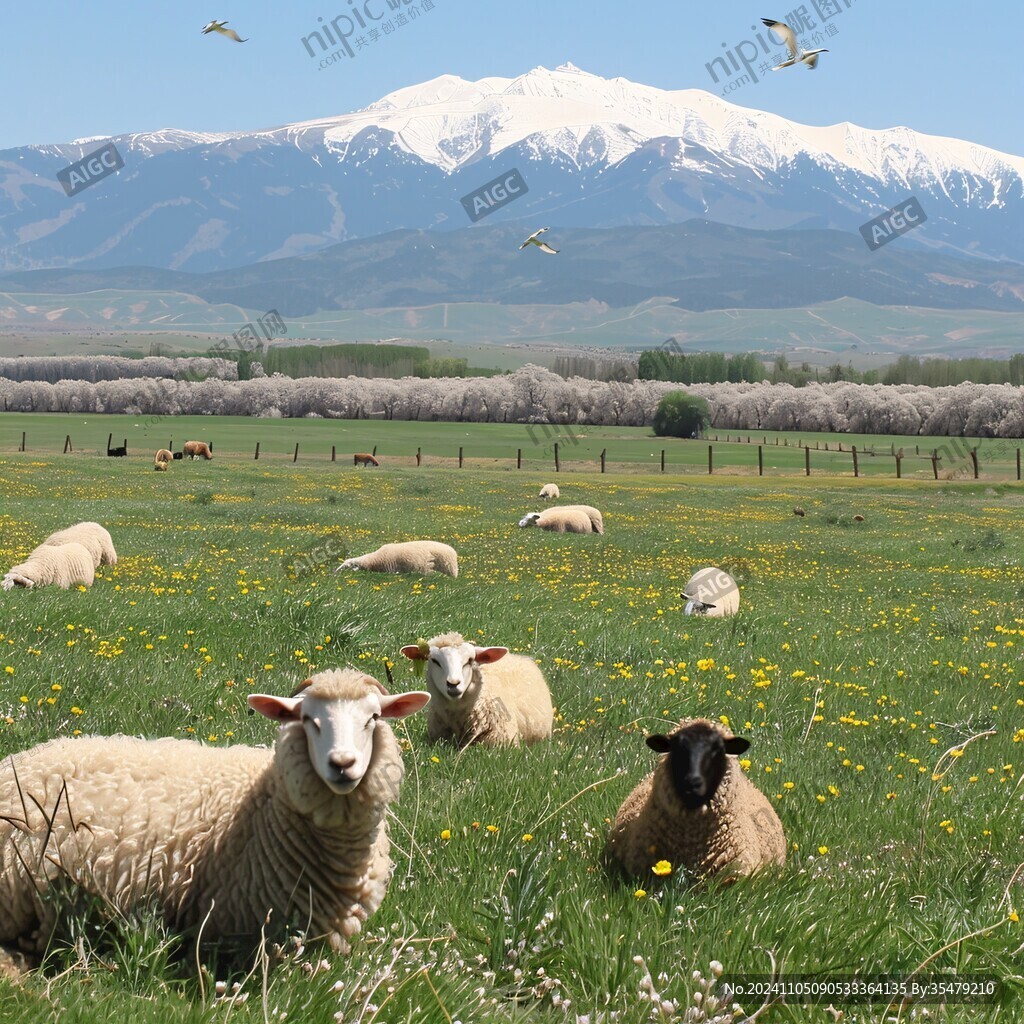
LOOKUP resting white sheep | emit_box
[40,521,117,568]
[0,668,430,956]
[400,632,553,747]
[539,483,560,501]
[518,508,594,534]
[681,567,739,617]
[336,541,458,578]
[1,543,95,591]
[606,718,786,883]
[559,504,604,534]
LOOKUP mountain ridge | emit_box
[1,64,1022,273]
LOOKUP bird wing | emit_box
[761,18,798,60]
[803,51,824,68]
[770,56,798,71]
[222,27,247,42]
[536,242,559,255]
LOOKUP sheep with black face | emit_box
[605,719,785,882]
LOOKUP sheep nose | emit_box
[686,775,705,792]
[329,753,357,773]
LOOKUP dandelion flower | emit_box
[652,860,672,876]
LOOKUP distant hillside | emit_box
[5,221,1024,320]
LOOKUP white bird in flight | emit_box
[519,227,559,255]
[201,20,247,42]
[761,18,828,69]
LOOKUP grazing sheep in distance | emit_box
[40,522,117,568]
[681,566,739,618]
[154,448,172,469]
[0,668,431,956]
[107,446,127,457]
[793,507,805,517]
[173,452,184,461]
[2,543,95,591]
[606,718,786,883]
[354,453,380,467]
[336,541,458,578]
[853,514,865,522]
[518,508,594,534]
[183,440,212,460]
[401,632,552,747]
[539,483,560,501]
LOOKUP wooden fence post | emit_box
[515,448,520,470]
[254,442,260,460]
[331,445,336,462]
[970,448,979,479]
[757,445,763,477]
[1017,448,1021,481]
[459,446,463,469]
[708,445,713,475]
[106,433,112,453]
[805,447,811,476]
[660,449,665,473]
[895,453,902,479]
[600,448,606,473]
[372,445,377,457]
[123,438,128,454]
[931,450,938,479]
[417,447,422,467]
[554,443,560,473]
[293,443,299,463]
[64,435,72,453]
[208,442,213,454]
[852,446,858,478]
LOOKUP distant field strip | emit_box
[1,413,1021,482]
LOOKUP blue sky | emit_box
[1,0,1018,155]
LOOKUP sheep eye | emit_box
[302,715,321,733]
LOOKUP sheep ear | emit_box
[400,645,427,660]
[724,737,751,755]
[473,646,508,665]
[646,734,672,753]
[379,691,431,718]
[248,694,303,721]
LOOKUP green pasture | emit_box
[1,413,1020,482]
[0,444,1022,1022]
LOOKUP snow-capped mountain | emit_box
[1,62,1022,273]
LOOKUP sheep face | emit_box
[403,642,508,701]
[646,723,750,810]
[249,688,430,794]
[518,513,542,528]
[1,572,33,591]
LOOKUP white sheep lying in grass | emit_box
[39,521,117,568]
[539,483,560,501]
[336,541,458,578]
[606,719,786,883]
[518,508,594,534]
[560,504,604,534]
[401,632,553,747]
[1,543,95,591]
[681,567,739,617]
[0,668,430,956]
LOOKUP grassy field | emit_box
[0,442,1022,1022]
[2,413,1021,483]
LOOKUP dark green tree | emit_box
[652,391,711,438]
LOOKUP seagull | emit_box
[761,18,828,69]
[519,227,559,255]
[201,20,247,42]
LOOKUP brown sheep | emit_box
[354,453,380,467]
[183,441,213,460]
